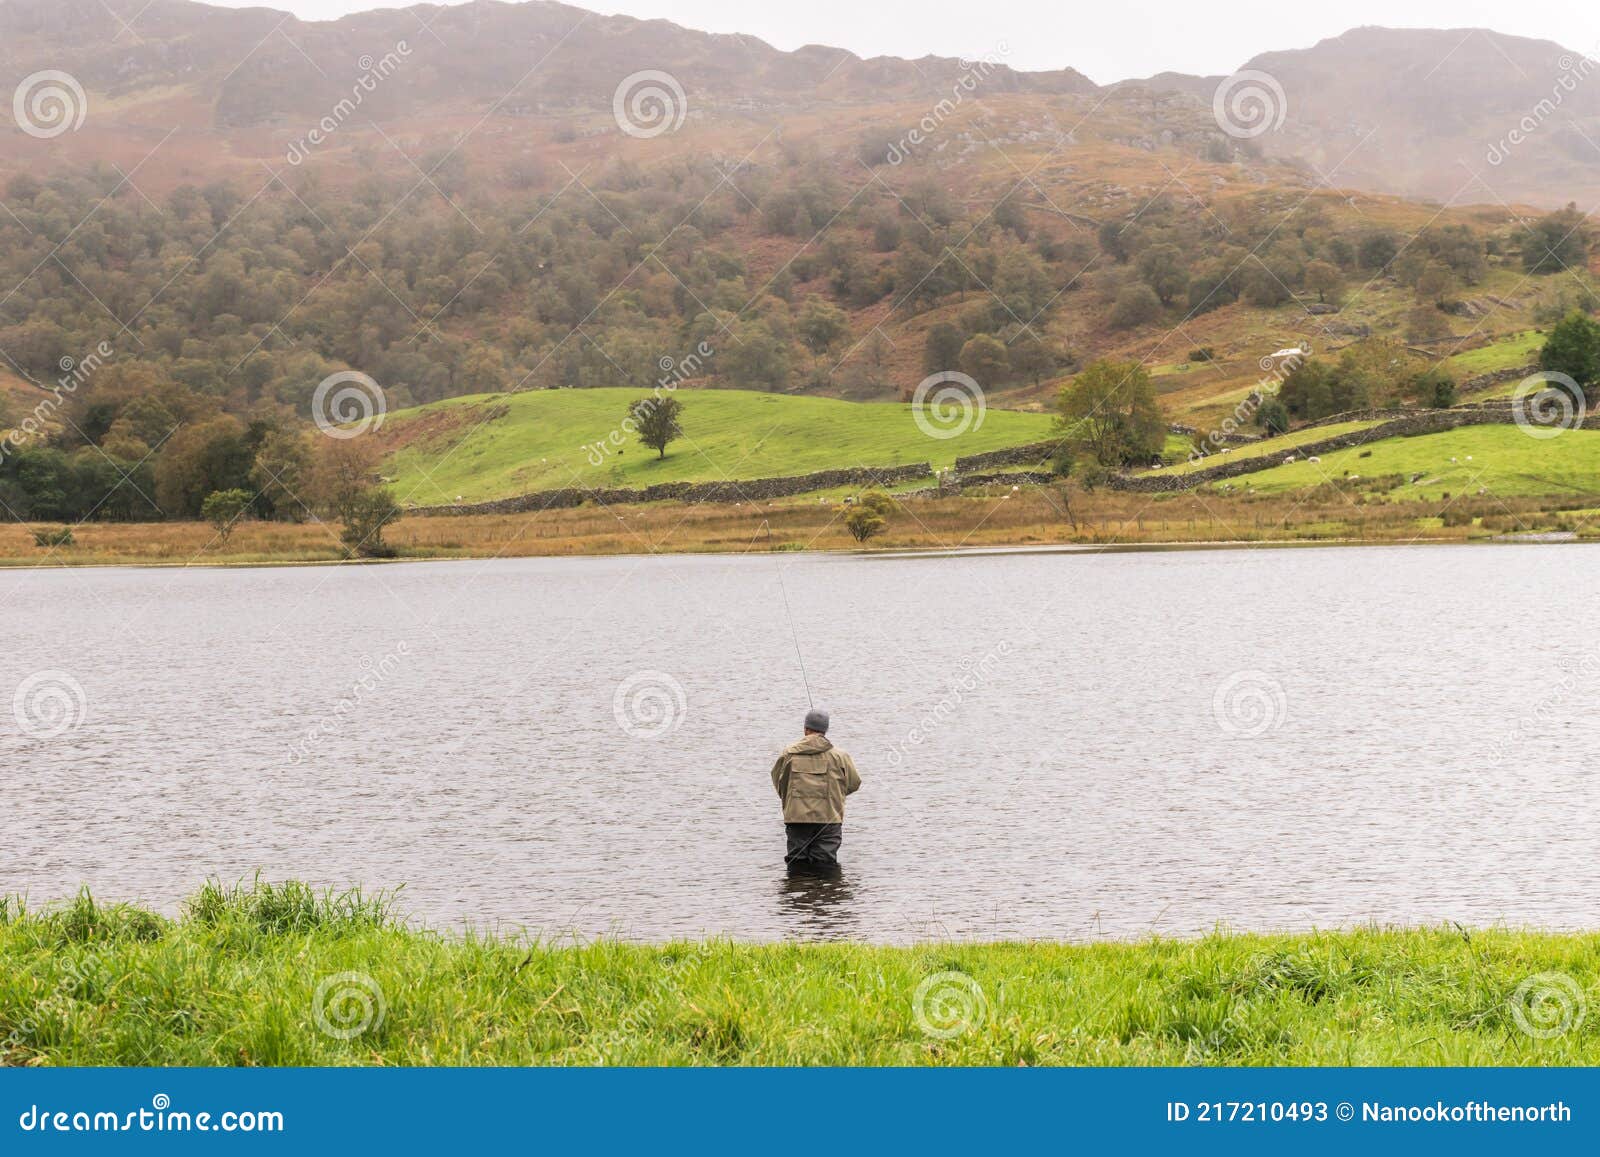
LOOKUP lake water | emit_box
[5,543,1599,942]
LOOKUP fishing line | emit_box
[776,562,814,709]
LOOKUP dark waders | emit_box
[785,822,842,868]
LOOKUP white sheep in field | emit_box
[1308,456,1321,463]
[1220,448,1232,455]
[1283,456,1296,465]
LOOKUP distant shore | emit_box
[3,485,1593,569]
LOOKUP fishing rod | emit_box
[750,518,814,709]
[776,562,813,709]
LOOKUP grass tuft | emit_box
[184,876,398,936]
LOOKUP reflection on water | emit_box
[778,865,857,935]
[5,543,1600,942]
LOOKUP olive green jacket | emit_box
[771,733,861,824]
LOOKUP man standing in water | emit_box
[771,708,861,868]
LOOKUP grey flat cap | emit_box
[804,707,830,734]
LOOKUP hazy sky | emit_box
[203,0,1600,82]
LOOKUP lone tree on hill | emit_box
[629,395,685,460]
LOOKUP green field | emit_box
[5,882,1600,1066]
[380,388,1059,505]
[1205,424,1600,500]
[1444,331,1542,379]
[1149,421,1384,478]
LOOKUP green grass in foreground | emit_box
[1207,424,1600,500]
[4,882,1599,1066]
[382,388,1058,505]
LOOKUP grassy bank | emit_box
[3,883,1599,1066]
[1211,425,1600,500]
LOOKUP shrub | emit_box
[31,526,74,548]
[1109,284,1162,330]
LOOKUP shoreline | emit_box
[3,882,1593,1065]
[0,532,1591,572]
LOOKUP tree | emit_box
[200,488,253,542]
[844,491,893,543]
[1359,231,1400,271]
[722,319,790,389]
[339,487,402,559]
[304,437,401,557]
[457,345,509,393]
[1097,221,1131,263]
[1136,244,1189,306]
[1415,262,1456,305]
[1239,264,1291,307]
[249,428,315,522]
[1186,261,1239,314]
[1256,398,1291,435]
[1407,366,1457,408]
[1008,331,1063,386]
[1055,359,1166,467]
[797,299,849,363]
[628,395,685,460]
[1109,284,1162,330]
[153,415,252,518]
[1304,260,1344,305]
[1540,310,1600,389]
[1523,204,1590,275]
[923,323,964,373]
[306,438,382,524]
[958,334,1010,385]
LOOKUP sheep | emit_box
[1307,456,1321,463]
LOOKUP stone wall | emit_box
[1109,408,1530,493]
[1297,407,1418,429]
[1460,364,1537,394]
[959,470,1057,488]
[409,462,933,516]
[953,440,1063,473]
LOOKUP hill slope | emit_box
[1143,26,1600,207]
